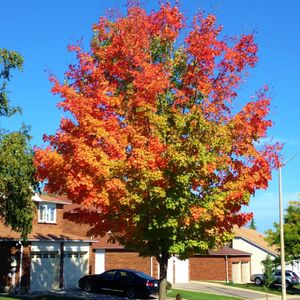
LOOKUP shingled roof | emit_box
[233,226,279,256]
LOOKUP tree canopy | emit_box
[266,200,300,262]
[34,3,280,298]
[0,49,36,238]
[0,48,23,117]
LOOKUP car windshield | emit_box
[134,271,154,280]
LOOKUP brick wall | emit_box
[105,250,152,275]
[32,203,65,235]
[190,255,251,282]
[190,256,227,281]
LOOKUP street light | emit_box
[278,151,300,300]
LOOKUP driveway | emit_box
[20,288,158,300]
[173,281,300,300]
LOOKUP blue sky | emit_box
[1,0,299,233]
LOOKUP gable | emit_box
[233,226,278,257]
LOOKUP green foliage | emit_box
[248,218,257,230]
[0,49,23,117]
[266,200,300,261]
[0,49,36,238]
[261,255,275,288]
[0,127,36,237]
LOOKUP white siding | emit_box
[282,260,300,277]
[232,238,276,275]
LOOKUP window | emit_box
[38,203,56,223]
[102,270,117,280]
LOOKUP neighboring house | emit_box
[93,237,251,284]
[190,247,251,283]
[92,234,159,279]
[0,194,95,292]
[232,226,279,275]
[0,194,263,292]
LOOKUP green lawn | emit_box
[221,282,300,296]
[220,282,281,295]
[0,290,242,300]
[168,289,242,300]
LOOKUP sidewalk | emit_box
[173,281,300,300]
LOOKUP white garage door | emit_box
[63,243,89,288]
[64,251,89,288]
[30,242,89,291]
[167,256,189,284]
[241,262,250,283]
[30,252,60,291]
[174,257,189,283]
[232,262,241,283]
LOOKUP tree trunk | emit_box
[157,250,169,300]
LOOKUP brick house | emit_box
[232,226,278,275]
[0,194,94,292]
[190,247,251,283]
[0,193,255,292]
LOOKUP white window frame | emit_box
[38,202,57,223]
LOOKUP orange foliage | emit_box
[34,2,280,258]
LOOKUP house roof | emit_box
[208,246,251,257]
[233,226,279,256]
[33,194,72,205]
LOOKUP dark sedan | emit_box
[78,269,159,298]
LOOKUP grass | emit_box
[168,289,242,300]
[220,282,281,295]
[221,282,300,296]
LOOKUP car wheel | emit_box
[286,281,291,289]
[254,277,262,285]
[125,288,136,298]
[83,281,93,292]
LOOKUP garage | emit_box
[167,256,189,284]
[30,243,60,291]
[30,242,89,291]
[232,262,241,283]
[63,243,89,288]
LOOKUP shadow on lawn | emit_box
[271,284,300,295]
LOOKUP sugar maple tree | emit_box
[35,3,280,299]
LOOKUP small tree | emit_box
[266,200,300,262]
[262,255,275,287]
[35,3,280,299]
[261,255,276,299]
[0,49,37,238]
[248,217,257,230]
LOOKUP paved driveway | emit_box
[22,288,157,300]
